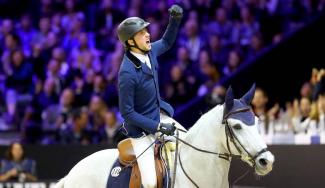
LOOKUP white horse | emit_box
[55,85,274,188]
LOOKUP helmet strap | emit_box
[128,38,149,54]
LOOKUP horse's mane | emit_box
[185,104,224,142]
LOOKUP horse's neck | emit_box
[174,105,231,188]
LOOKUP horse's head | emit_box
[222,84,274,176]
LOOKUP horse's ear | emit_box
[241,83,256,105]
[225,86,234,113]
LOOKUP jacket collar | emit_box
[126,50,142,69]
[126,50,153,76]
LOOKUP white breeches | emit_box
[130,134,157,188]
[130,113,185,188]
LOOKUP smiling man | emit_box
[117,4,183,188]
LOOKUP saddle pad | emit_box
[106,157,170,188]
[106,159,132,188]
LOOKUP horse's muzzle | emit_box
[254,151,274,176]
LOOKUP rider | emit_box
[117,4,183,188]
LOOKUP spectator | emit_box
[98,110,126,147]
[21,78,58,143]
[61,0,85,35]
[311,68,325,100]
[245,33,264,60]
[30,43,47,80]
[148,22,162,42]
[5,50,33,94]
[51,13,63,35]
[222,49,243,77]
[179,18,206,62]
[58,107,93,145]
[88,95,107,132]
[231,6,260,48]
[0,142,37,182]
[32,16,51,47]
[42,32,60,61]
[51,47,70,82]
[161,46,197,87]
[197,50,221,96]
[174,46,195,74]
[270,102,294,135]
[318,93,325,134]
[45,58,64,94]
[252,87,272,135]
[101,45,122,107]
[69,32,101,73]
[207,34,229,68]
[0,19,14,50]
[61,17,84,55]
[70,70,92,108]
[5,49,34,126]
[207,7,234,47]
[292,97,318,135]
[300,81,313,99]
[205,84,226,109]
[165,65,194,107]
[95,0,124,51]
[16,14,37,58]
[28,78,59,122]
[42,88,75,131]
[1,33,21,76]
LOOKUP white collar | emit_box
[130,51,148,63]
[130,51,151,69]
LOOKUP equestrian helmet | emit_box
[117,17,150,45]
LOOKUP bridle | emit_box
[173,107,269,188]
[222,107,269,167]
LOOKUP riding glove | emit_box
[168,5,183,18]
[159,122,176,136]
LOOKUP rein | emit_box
[172,128,236,188]
[172,134,233,160]
[120,134,163,172]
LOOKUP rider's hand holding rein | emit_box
[158,122,176,136]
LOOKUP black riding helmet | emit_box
[117,17,150,52]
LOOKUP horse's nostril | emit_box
[258,158,268,166]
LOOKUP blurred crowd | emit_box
[0,0,324,145]
[256,68,325,144]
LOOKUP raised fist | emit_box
[168,4,183,18]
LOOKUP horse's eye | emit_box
[233,124,242,130]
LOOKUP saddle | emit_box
[117,138,170,188]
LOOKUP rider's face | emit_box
[130,28,151,53]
